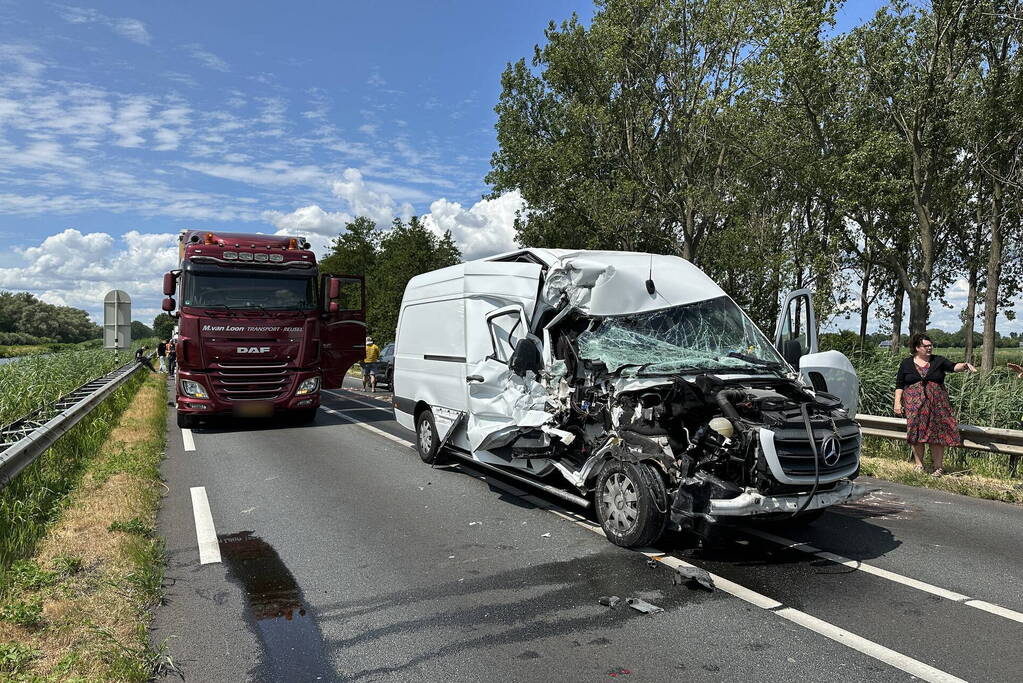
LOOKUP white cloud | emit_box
[180,160,328,186]
[0,229,177,322]
[58,6,152,45]
[185,43,229,72]
[263,204,352,238]
[330,168,412,224]
[421,191,524,260]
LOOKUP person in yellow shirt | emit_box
[362,337,381,391]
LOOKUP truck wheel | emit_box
[595,460,669,548]
[177,412,198,429]
[415,409,441,464]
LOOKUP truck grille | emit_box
[771,420,860,478]
[211,361,291,401]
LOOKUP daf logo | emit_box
[820,435,841,467]
[238,346,270,354]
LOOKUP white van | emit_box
[393,249,867,547]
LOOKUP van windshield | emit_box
[577,296,786,375]
[183,272,318,310]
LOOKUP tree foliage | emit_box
[152,313,176,340]
[319,216,461,342]
[0,291,101,343]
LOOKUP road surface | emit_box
[151,378,1023,682]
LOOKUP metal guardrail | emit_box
[0,358,150,488]
[856,413,1023,474]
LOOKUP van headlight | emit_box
[296,377,320,395]
[180,380,208,399]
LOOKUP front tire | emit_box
[415,409,441,464]
[595,460,669,548]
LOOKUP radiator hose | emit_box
[793,401,821,518]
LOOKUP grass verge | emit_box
[862,438,1023,505]
[0,372,174,681]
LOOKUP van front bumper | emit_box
[709,481,872,517]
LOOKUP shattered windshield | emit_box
[577,296,787,375]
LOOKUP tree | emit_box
[130,320,154,340]
[0,290,100,343]
[319,216,380,278]
[152,313,176,340]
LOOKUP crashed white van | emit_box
[393,249,867,547]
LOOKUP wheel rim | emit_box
[599,471,639,535]
[418,418,433,454]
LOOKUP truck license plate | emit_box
[234,401,273,418]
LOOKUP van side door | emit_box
[774,289,859,414]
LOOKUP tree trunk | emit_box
[890,282,904,355]
[907,284,930,337]
[963,269,978,365]
[858,258,873,349]
[981,185,1005,371]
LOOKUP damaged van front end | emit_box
[399,250,869,548]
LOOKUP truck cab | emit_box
[163,230,365,428]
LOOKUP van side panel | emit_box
[393,297,467,428]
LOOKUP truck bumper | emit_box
[175,370,321,417]
[708,481,872,518]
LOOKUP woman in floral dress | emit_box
[893,333,976,475]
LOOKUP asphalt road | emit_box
[151,378,1023,682]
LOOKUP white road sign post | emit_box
[103,290,131,351]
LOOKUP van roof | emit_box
[406,248,727,316]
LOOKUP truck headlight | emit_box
[296,377,320,395]
[180,380,209,399]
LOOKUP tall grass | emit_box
[0,348,149,568]
[851,350,1023,478]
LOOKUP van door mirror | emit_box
[509,338,543,377]
[774,289,818,368]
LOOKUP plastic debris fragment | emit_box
[672,565,715,592]
[541,532,551,538]
[625,597,663,614]
[598,595,622,608]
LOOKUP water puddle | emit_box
[218,531,334,680]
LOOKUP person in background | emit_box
[167,339,177,378]
[135,345,157,373]
[893,332,976,476]
[362,336,381,392]
[156,339,168,372]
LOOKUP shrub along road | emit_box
[151,379,1023,682]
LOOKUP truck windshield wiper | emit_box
[726,351,784,369]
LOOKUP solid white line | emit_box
[744,527,1023,624]
[325,389,392,411]
[189,486,221,565]
[324,411,968,682]
[181,427,195,452]
[319,406,413,447]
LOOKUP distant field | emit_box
[932,347,1023,365]
[0,344,51,359]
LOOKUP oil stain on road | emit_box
[218,531,335,680]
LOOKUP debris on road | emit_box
[541,532,551,538]
[646,559,657,568]
[598,595,622,608]
[625,597,663,614]
[470,521,481,526]
[672,565,715,592]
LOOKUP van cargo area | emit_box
[393,249,869,547]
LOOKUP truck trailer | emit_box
[392,249,868,548]
[162,230,365,428]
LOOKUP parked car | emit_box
[392,249,866,548]
[375,343,394,388]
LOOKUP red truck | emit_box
[161,230,365,428]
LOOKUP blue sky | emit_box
[0,0,1014,336]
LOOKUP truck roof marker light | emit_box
[269,254,284,262]
[254,253,268,262]
[288,238,298,249]
[204,232,217,245]
[224,252,238,260]
[238,252,253,261]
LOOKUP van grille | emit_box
[211,361,291,401]
[771,419,860,478]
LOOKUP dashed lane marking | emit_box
[324,389,392,411]
[189,486,221,565]
[321,411,969,683]
[181,427,196,452]
[744,527,1023,625]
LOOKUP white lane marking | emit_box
[745,527,1023,624]
[325,389,392,411]
[323,413,969,682]
[319,406,413,447]
[181,427,196,452]
[189,486,221,565]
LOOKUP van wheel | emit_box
[177,412,198,429]
[416,409,441,464]
[595,461,669,548]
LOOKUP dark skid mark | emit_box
[218,531,335,681]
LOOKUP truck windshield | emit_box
[577,296,787,375]
[183,272,317,310]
